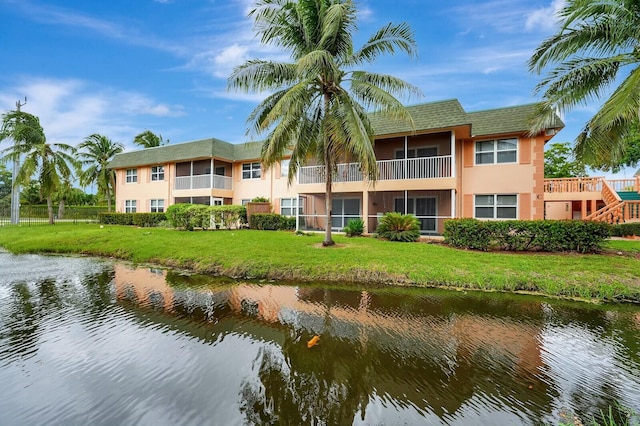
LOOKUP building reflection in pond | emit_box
[112,264,561,423]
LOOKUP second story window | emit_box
[475,138,517,165]
[242,162,261,179]
[151,165,164,181]
[126,168,137,183]
[281,159,290,177]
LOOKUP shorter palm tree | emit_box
[133,130,168,148]
[1,110,77,223]
[78,134,123,212]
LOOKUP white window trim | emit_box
[151,165,165,182]
[125,199,137,213]
[125,168,138,184]
[474,138,518,165]
[150,199,164,213]
[280,197,300,217]
[473,194,518,220]
[242,162,261,179]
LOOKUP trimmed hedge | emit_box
[443,219,611,253]
[249,213,296,230]
[98,212,166,227]
[165,203,247,231]
[611,223,640,237]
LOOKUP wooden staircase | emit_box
[584,178,640,224]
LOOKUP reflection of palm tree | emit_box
[1,283,38,360]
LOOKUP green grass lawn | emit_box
[1,223,639,303]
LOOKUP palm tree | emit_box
[0,111,77,224]
[229,0,419,246]
[78,134,123,212]
[133,130,168,148]
[529,0,640,168]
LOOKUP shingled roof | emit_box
[109,100,563,169]
[108,138,263,169]
[468,103,564,137]
[370,99,470,136]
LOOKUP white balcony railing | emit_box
[174,174,233,191]
[297,156,452,185]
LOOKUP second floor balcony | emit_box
[175,174,233,191]
[298,155,453,185]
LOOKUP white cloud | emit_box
[0,77,185,148]
[525,0,566,32]
[213,44,250,78]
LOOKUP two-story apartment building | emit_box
[108,99,564,234]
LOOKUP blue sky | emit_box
[0,0,635,177]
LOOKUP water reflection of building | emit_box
[114,264,174,311]
[112,264,550,417]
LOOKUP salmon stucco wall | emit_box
[460,135,544,220]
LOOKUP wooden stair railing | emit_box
[585,179,625,224]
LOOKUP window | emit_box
[151,166,164,181]
[150,199,164,213]
[280,198,300,216]
[241,199,251,206]
[281,159,290,177]
[395,146,438,159]
[475,138,517,164]
[242,162,261,179]
[331,198,360,230]
[475,194,517,219]
[125,200,137,213]
[214,166,226,176]
[394,197,437,232]
[125,168,137,183]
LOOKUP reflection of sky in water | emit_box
[1,253,639,425]
[541,323,640,415]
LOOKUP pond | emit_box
[0,251,639,425]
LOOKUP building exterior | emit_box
[108,99,565,234]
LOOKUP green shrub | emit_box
[251,196,270,202]
[166,203,196,230]
[280,216,296,231]
[343,218,364,237]
[98,212,166,227]
[375,213,421,242]
[611,223,640,237]
[250,213,284,230]
[443,219,611,253]
[210,205,247,229]
[166,204,247,230]
[441,218,492,250]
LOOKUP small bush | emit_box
[166,203,247,230]
[251,196,270,202]
[343,218,364,237]
[98,212,166,227]
[280,216,296,231]
[443,219,611,253]
[250,213,282,230]
[166,203,196,230]
[611,223,640,237]
[375,213,421,242]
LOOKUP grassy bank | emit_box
[1,223,639,303]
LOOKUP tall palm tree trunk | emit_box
[46,196,55,224]
[323,143,335,246]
